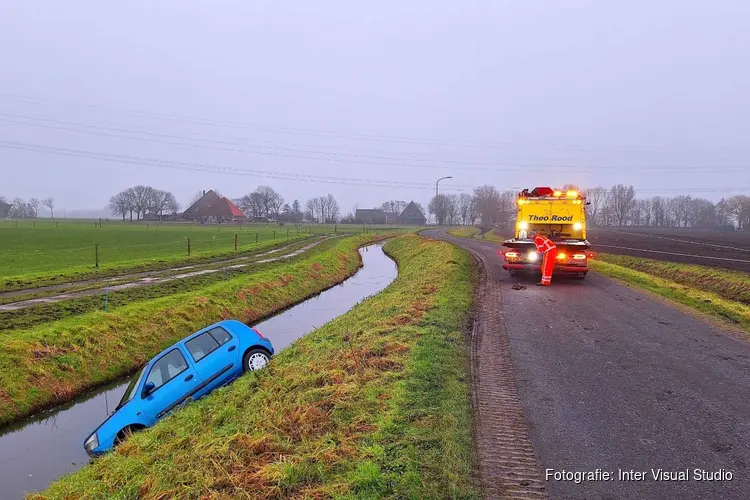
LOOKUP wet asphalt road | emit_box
[425,230,750,500]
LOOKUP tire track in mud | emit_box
[467,241,548,499]
[0,237,334,312]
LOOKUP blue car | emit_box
[83,319,274,456]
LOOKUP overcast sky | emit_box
[1,0,748,215]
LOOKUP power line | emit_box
[1,93,730,155]
[1,139,747,195]
[0,111,745,174]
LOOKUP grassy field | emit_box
[0,239,337,332]
[0,220,421,291]
[447,226,480,238]
[591,256,750,336]
[0,233,397,426]
[36,235,479,499]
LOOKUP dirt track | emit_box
[588,228,750,272]
[425,229,750,500]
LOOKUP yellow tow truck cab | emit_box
[501,187,592,279]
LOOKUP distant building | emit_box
[399,201,426,225]
[0,201,12,218]
[353,201,425,225]
[355,209,398,224]
[182,190,246,222]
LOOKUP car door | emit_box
[184,326,241,397]
[140,347,202,422]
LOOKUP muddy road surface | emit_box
[425,229,750,500]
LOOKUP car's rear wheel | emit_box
[243,348,270,372]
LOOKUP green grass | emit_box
[35,235,479,499]
[447,226,480,238]
[0,220,421,290]
[0,233,398,426]
[591,258,750,336]
[482,229,507,243]
[595,254,750,305]
[0,238,340,332]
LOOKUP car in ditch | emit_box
[83,319,274,456]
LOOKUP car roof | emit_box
[149,319,245,364]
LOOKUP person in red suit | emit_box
[531,231,557,286]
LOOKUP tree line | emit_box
[109,186,181,221]
[0,196,55,218]
[427,185,750,230]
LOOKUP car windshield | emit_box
[117,367,145,410]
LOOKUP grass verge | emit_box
[595,253,750,305]
[590,258,750,336]
[447,226,480,238]
[36,234,479,499]
[0,234,396,427]
[482,229,507,243]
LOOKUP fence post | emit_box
[255,232,258,245]
[335,223,337,233]
[95,243,100,268]
[273,230,276,240]
[187,238,191,256]
[287,228,289,239]
[234,233,238,250]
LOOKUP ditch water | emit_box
[0,243,397,499]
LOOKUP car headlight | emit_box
[573,222,582,231]
[519,221,529,230]
[527,251,539,262]
[84,432,99,451]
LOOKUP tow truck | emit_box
[500,187,594,279]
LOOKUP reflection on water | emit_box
[0,243,397,498]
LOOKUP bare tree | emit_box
[109,192,130,221]
[726,195,750,230]
[28,198,41,218]
[583,187,607,226]
[457,193,475,225]
[428,194,452,225]
[305,198,321,222]
[607,184,636,227]
[324,193,340,222]
[42,197,55,218]
[472,185,502,228]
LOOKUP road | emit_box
[425,229,750,500]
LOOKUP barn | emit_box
[182,190,246,222]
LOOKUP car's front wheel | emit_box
[243,348,270,372]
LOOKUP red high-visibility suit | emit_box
[533,234,557,286]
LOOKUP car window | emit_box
[118,366,145,409]
[186,332,220,362]
[144,349,188,393]
[208,326,232,346]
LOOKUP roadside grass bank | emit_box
[0,238,341,332]
[0,233,397,427]
[482,229,507,243]
[595,253,750,305]
[1,234,313,293]
[37,235,479,499]
[447,226,480,238]
[590,258,750,336]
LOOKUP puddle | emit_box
[0,243,396,499]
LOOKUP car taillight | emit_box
[572,253,587,260]
[556,252,567,260]
[505,251,519,259]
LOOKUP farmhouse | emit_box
[354,201,426,225]
[183,190,246,222]
[399,201,426,225]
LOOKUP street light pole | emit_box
[435,176,453,224]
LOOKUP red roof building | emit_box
[183,190,246,222]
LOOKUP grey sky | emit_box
[1,0,748,215]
